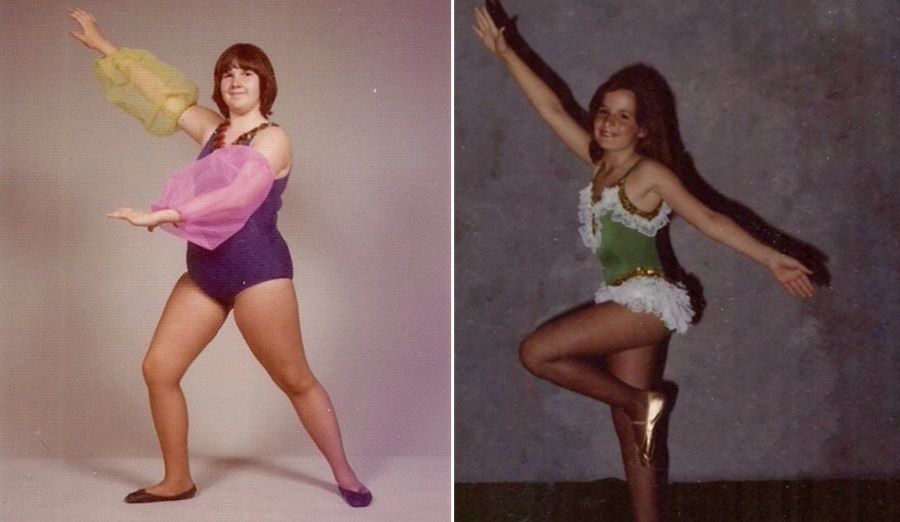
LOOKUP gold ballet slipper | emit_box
[632,391,666,466]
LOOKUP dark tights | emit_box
[519,302,670,522]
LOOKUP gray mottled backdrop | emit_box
[455,0,898,482]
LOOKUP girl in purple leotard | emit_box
[69,7,372,507]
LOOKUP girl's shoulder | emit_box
[249,124,292,176]
[631,156,676,184]
[251,124,291,149]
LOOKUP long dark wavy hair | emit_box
[587,63,683,173]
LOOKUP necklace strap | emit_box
[616,158,643,185]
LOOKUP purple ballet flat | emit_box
[338,485,373,507]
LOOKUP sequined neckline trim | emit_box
[578,179,671,250]
[591,159,661,219]
[615,177,663,219]
[212,121,279,150]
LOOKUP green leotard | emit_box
[578,160,694,333]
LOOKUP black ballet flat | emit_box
[124,485,197,504]
[338,485,373,507]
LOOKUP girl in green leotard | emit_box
[474,2,814,521]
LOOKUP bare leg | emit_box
[139,273,229,496]
[518,302,668,419]
[232,279,363,492]
[609,345,668,522]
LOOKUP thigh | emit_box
[527,302,670,362]
[143,273,230,378]
[231,278,313,380]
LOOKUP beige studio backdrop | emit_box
[0,0,449,465]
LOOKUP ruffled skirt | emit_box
[594,276,694,334]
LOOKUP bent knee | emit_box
[141,355,184,387]
[274,372,319,398]
[518,335,550,376]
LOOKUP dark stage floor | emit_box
[455,478,900,521]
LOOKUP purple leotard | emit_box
[186,123,292,305]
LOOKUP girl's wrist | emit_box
[98,42,118,57]
[498,48,516,63]
[153,208,180,224]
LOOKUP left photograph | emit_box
[0,1,450,520]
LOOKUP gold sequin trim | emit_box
[611,267,667,286]
[616,178,662,220]
[213,122,279,149]
[238,122,277,144]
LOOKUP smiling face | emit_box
[219,63,262,117]
[592,89,647,153]
[212,44,278,118]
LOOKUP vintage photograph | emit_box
[0,1,450,520]
[455,1,898,520]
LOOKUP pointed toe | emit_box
[338,485,373,507]
[124,485,197,504]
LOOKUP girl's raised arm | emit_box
[646,163,815,299]
[68,8,223,143]
[473,3,593,165]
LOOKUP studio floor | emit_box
[456,478,900,521]
[0,455,449,522]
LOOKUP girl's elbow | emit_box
[697,210,727,237]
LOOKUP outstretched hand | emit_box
[107,208,163,232]
[472,3,510,58]
[768,254,815,299]
[67,7,116,55]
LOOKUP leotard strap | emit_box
[615,159,663,219]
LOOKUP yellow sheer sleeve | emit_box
[92,48,198,137]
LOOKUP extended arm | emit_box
[473,3,593,165]
[649,166,815,298]
[68,8,222,141]
[108,146,277,250]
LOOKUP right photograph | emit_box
[455,1,899,521]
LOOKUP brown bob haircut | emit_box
[212,43,278,118]
[588,63,679,170]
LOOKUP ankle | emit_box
[335,474,362,491]
[160,477,194,488]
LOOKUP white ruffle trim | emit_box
[577,184,671,251]
[594,276,694,334]
[578,186,600,249]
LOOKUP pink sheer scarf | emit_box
[150,145,276,250]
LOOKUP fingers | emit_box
[107,208,134,219]
[783,273,815,299]
[782,279,800,298]
[474,6,498,34]
[67,8,90,28]
[797,274,815,298]
[68,31,87,44]
[68,7,96,23]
